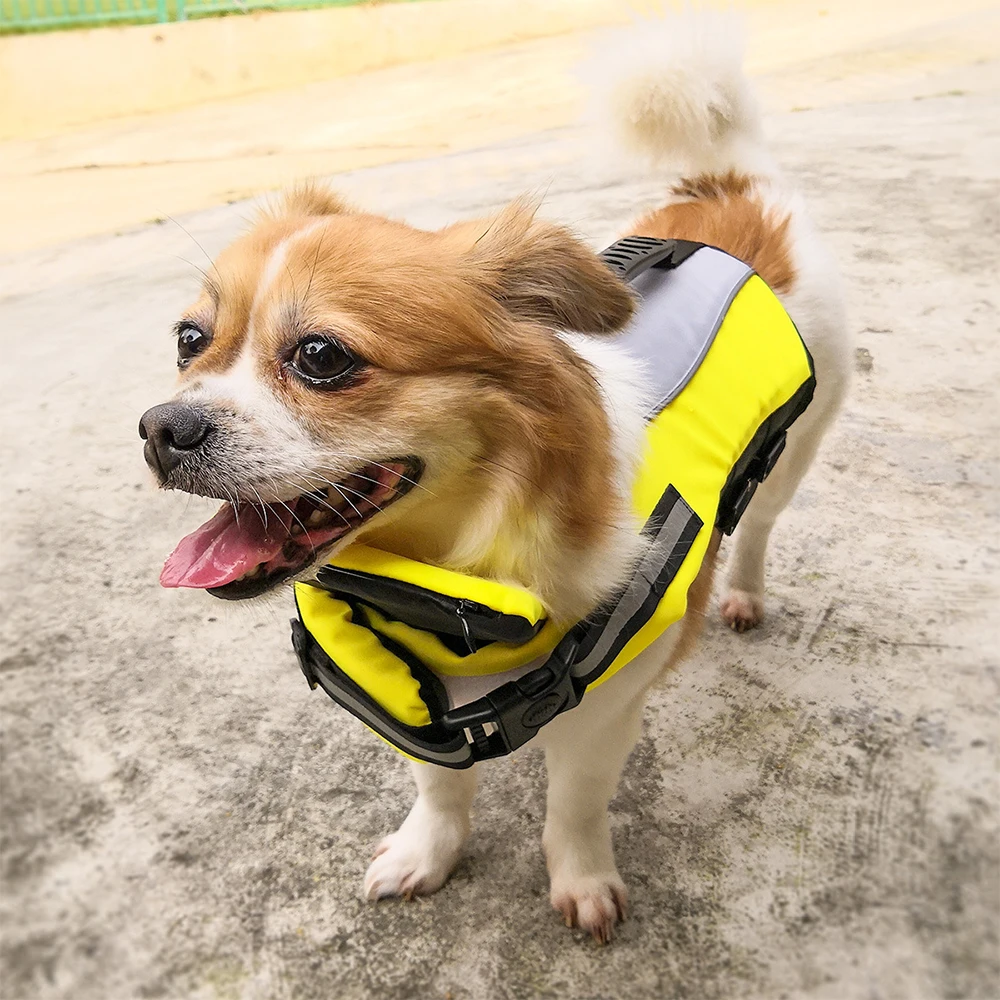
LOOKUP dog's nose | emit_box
[138,402,213,479]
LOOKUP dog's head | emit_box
[140,188,635,615]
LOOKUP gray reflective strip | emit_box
[621,247,752,413]
[571,499,696,679]
[313,669,473,766]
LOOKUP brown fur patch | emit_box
[670,170,754,201]
[634,173,797,293]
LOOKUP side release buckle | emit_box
[440,634,584,761]
[719,431,788,535]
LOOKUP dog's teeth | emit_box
[290,522,304,536]
[307,509,329,527]
[322,493,354,517]
[325,486,352,508]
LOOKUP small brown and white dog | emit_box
[140,16,849,942]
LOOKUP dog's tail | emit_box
[588,12,774,178]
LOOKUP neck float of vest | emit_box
[290,237,816,768]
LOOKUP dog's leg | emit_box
[363,762,477,900]
[721,405,834,631]
[541,691,645,943]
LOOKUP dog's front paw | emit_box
[363,814,466,901]
[721,588,764,632]
[550,874,627,944]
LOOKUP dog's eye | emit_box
[289,336,358,385]
[176,323,211,368]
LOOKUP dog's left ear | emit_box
[464,200,634,335]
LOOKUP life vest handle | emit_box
[599,236,704,282]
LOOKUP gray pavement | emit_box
[1,60,999,1000]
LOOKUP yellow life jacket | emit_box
[290,238,815,768]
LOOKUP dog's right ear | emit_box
[265,183,353,221]
[462,199,635,336]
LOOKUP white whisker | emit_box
[263,476,311,542]
[247,485,270,530]
[357,458,435,497]
[286,455,433,499]
[280,460,399,500]
[219,485,241,529]
[279,464,399,509]
[330,482,367,520]
[277,475,353,531]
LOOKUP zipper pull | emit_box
[455,600,478,655]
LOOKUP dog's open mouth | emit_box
[160,458,422,600]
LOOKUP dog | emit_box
[139,15,849,943]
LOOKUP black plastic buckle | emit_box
[440,634,583,760]
[720,432,790,535]
[725,479,759,535]
[757,432,786,481]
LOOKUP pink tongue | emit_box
[160,503,294,589]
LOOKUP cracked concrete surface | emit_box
[2,15,999,1000]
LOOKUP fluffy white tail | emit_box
[586,12,772,177]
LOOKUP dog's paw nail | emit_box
[721,590,764,632]
[551,877,626,944]
[362,825,462,901]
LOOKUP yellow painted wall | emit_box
[0,0,632,139]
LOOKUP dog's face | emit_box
[140,188,633,603]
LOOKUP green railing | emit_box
[1,0,384,33]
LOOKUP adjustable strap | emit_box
[570,486,702,686]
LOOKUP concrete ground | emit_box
[1,5,999,999]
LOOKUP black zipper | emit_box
[314,566,540,644]
[455,600,479,655]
